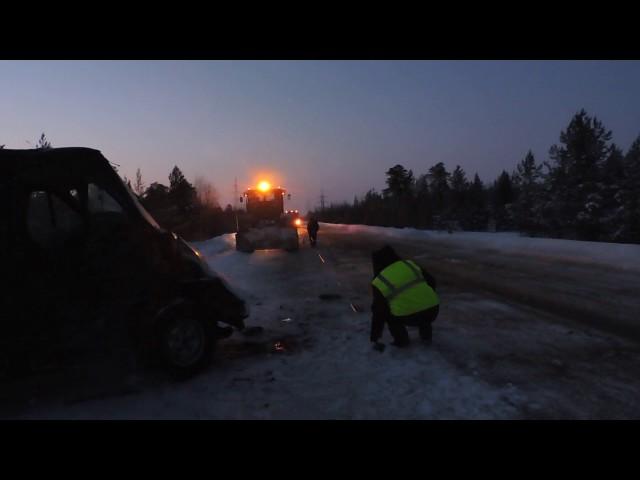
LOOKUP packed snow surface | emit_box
[10,225,640,419]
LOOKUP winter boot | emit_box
[419,323,433,346]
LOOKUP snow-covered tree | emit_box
[134,168,146,197]
[490,171,516,230]
[383,164,415,199]
[426,162,451,227]
[413,174,432,228]
[512,150,544,235]
[193,175,220,208]
[597,145,627,241]
[168,165,197,213]
[544,109,613,240]
[466,173,489,230]
[612,135,640,243]
[383,164,414,226]
[36,132,52,150]
[449,165,469,227]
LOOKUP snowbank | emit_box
[322,223,640,272]
[191,233,236,257]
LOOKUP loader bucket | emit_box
[236,226,299,253]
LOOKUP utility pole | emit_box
[319,189,326,212]
[233,177,239,211]
[233,177,240,232]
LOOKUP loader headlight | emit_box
[294,218,302,226]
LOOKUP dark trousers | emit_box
[308,230,318,246]
[387,305,439,345]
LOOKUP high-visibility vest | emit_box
[371,259,439,317]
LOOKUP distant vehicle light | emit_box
[258,181,271,192]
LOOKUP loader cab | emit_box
[242,185,290,222]
[236,181,299,252]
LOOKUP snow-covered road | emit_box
[7,224,640,419]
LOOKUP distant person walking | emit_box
[370,245,439,350]
[307,217,319,247]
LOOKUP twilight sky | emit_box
[2,60,639,212]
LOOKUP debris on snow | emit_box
[319,293,343,301]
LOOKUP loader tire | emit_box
[284,231,299,252]
[235,233,255,253]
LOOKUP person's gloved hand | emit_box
[372,342,386,353]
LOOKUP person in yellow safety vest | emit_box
[370,245,439,350]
